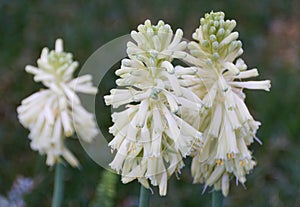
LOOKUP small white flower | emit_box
[105,20,202,196]
[182,11,271,196]
[17,39,99,167]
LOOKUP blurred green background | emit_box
[0,0,299,206]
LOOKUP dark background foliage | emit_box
[0,0,299,206]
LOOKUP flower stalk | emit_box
[212,191,223,207]
[51,162,64,207]
[139,185,151,207]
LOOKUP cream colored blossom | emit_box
[105,20,202,196]
[17,39,99,167]
[127,20,187,61]
[181,11,271,196]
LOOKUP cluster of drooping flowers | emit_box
[105,20,203,196]
[17,39,99,167]
[177,11,271,196]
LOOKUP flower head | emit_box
[17,39,99,167]
[127,19,187,61]
[105,20,202,196]
[181,11,271,196]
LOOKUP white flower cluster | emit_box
[105,20,202,196]
[17,39,99,167]
[179,11,271,196]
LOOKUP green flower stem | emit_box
[51,162,64,207]
[138,185,150,207]
[212,190,223,207]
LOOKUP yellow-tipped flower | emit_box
[17,39,99,167]
[105,20,202,196]
[181,11,271,196]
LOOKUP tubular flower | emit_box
[105,20,202,196]
[17,39,99,167]
[180,11,271,196]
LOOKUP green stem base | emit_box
[51,162,64,207]
[138,185,150,207]
[212,190,223,207]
